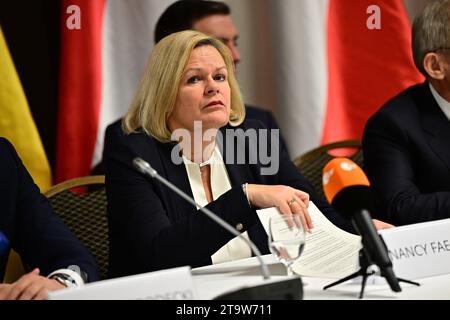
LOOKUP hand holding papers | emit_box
[258,202,362,279]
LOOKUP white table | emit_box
[192,255,450,300]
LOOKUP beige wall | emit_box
[225,0,276,113]
[404,0,428,23]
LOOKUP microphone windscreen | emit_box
[331,186,370,220]
[322,158,369,204]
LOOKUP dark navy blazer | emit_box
[245,105,289,157]
[104,119,352,278]
[0,138,99,282]
[92,104,289,175]
[363,82,450,225]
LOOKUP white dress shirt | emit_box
[182,145,251,264]
[429,82,450,122]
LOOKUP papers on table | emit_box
[257,202,362,279]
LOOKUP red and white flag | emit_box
[56,0,424,182]
[272,0,424,157]
[56,0,172,182]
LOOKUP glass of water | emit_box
[268,215,306,276]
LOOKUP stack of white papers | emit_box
[257,202,362,279]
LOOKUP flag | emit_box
[0,27,51,191]
[271,0,424,157]
[56,0,425,172]
[56,0,173,182]
[56,0,105,183]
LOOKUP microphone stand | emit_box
[323,238,419,299]
[134,158,269,279]
[133,158,303,300]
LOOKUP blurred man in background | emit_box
[363,0,450,226]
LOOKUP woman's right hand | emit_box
[246,184,314,232]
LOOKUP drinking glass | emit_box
[268,215,306,276]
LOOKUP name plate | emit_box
[379,218,450,279]
[48,266,196,300]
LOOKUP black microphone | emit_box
[322,158,401,294]
[133,157,303,300]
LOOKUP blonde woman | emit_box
[104,31,359,278]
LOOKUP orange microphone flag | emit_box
[322,158,370,204]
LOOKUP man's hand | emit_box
[0,268,65,300]
[372,219,395,230]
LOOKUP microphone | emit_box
[133,157,303,299]
[322,158,401,294]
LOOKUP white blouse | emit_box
[182,145,251,264]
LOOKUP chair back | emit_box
[293,140,363,199]
[44,175,108,279]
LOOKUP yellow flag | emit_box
[0,27,52,191]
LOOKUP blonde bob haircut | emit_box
[123,30,245,142]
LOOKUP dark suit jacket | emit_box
[92,105,289,175]
[363,82,450,225]
[0,138,99,282]
[104,119,352,278]
[245,105,289,157]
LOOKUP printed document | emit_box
[257,202,362,279]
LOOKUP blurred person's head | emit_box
[123,30,245,142]
[155,0,241,66]
[412,0,450,98]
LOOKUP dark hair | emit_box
[154,0,230,44]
